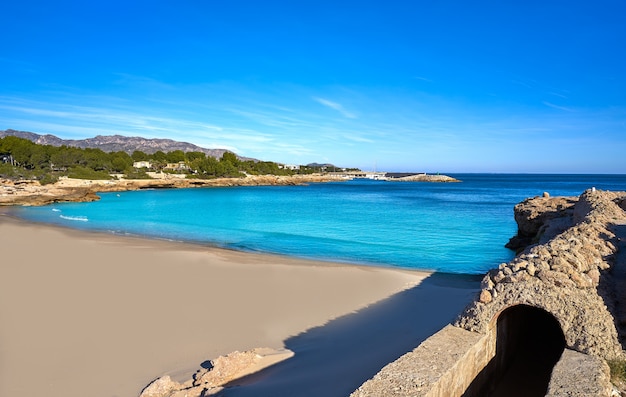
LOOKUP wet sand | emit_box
[0,214,478,397]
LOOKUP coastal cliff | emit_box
[353,189,626,396]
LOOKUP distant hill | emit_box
[0,129,239,159]
[306,162,337,169]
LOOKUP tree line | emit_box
[0,136,320,183]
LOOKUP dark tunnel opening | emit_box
[463,304,566,397]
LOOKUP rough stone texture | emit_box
[350,325,489,397]
[457,189,626,360]
[505,195,577,251]
[139,376,183,397]
[0,178,100,206]
[546,349,612,396]
[353,189,626,397]
[192,350,263,388]
[139,348,293,397]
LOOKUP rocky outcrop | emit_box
[139,348,293,397]
[505,195,578,251]
[0,174,347,206]
[0,179,100,206]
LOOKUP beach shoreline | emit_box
[0,214,477,397]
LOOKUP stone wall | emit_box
[353,189,626,396]
[456,189,626,359]
[350,325,494,397]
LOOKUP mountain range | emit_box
[0,129,235,159]
[0,129,343,168]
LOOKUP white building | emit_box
[133,161,152,169]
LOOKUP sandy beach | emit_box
[0,213,478,397]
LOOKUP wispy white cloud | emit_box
[542,101,574,112]
[548,91,569,99]
[0,97,226,143]
[2,79,625,172]
[342,133,375,144]
[226,107,318,129]
[413,76,433,83]
[312,97,357,119]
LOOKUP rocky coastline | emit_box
[0,174,346,206]
[0,173,460,206]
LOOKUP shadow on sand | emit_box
[217,272,480,397]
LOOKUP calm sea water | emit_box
[12,174,626,274]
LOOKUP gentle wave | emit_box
[59,215,88,222]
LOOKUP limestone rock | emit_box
[505,195,577,251]
[139,376,181,397]
[478,289,492,304]
[139,348,293,397]
[0,174,348,207]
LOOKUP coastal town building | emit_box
[279,164,301,170]
[164,161,190,172]
[133,161,152,169]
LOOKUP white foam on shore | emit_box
[59,215,88,222]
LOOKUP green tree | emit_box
[29,145,52,169]
[50,146,84,169]
[196,156,219,176]
[1,136,36,167]
[83,148,111,171]
[220,151,238,166]
[185,151,206,162]
[151,151,167,162]
[111,151,133,173]
[131,150,149,161]
[166,150,185,163]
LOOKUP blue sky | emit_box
[1,1,625,173]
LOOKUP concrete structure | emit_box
[353,189,626,396]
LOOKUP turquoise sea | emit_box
[12,174,626,275]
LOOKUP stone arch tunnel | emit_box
[352,190,626,397]
[464,304,566,397]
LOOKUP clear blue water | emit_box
[12,174,626,274]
